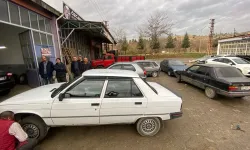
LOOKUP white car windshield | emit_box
[232,58,250,64]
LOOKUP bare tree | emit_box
[138,11,173,53]
[111,27,126,43]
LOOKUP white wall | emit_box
[0,23,26,65]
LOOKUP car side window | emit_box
[187,65,200,73]
[105,80,143,98]
[223,58,233,64]
[213,58,222,62]
[66,79,105,98]
[105,55,112,60]
[123,64,136,71]
[110,65,122,69]
[196,66,208,75]
[152,62,158,67]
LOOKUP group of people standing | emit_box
[39,55,92,85]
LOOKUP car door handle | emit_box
[91,103,100,106]
[135,102,142,105]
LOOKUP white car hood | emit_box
[0,83,63,105]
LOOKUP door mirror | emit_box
[59,93,70,101]
[59,93,64,101]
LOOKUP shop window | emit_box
[33,32,41,45]
[45,18,51,33]
[20,7,30,27]
[38,15,45,31]
[40,33,47,45]
[30,12,39,30]
[9,2,20,25]
[47,35,53,46]
[0,0,9,22]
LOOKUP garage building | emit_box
[0,0,116,88]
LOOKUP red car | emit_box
[91,51,145,68]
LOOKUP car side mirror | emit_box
[59,93,64,101]
[59,93,70,101]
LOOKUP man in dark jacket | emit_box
[71,56,81,78]
[54,58,67,83]
[39,56,54,85]
[82,57,92,72]
[78,56,84,73]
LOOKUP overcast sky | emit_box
[43,0,250,39]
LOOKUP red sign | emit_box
[41,48,51,56]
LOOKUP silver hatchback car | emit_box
[107,62,147,79]
[134,60,160,77]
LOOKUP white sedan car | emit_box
[0,69,182,141]
[206,57,250,76]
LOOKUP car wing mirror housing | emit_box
[59,93,64,101]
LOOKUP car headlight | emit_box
[243,67,250,72]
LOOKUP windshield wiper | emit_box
[50,88,57,92]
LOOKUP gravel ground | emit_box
[1,58,250,150]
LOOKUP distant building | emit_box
[217,34,250,55]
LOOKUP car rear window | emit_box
[141,79,158,94]
[215,67,244,78]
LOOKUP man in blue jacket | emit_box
[39,56,54,85]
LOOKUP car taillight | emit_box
[228,85,238,91]
[7,73,12,76]
[143,70,147,75]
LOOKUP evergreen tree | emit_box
[121,37,129,55]
[182,32,190,49]
[150,35,160,52]
[165,34,175,48]
[137,35,145,50]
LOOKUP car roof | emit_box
[113,62,136,64]
[133,60,155,62]
[214,56,239,59]
[195,64,233,68]
[82,69,139,78]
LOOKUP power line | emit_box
[88,0,106,21]
[93,0,107,21]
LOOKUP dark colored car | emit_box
[160,60,188,76]
[0,70,15,95]
[175,64,250,99]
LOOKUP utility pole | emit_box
[208,19,215,55]
[233,28,236,37]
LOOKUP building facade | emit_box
[217,35,250,55]
[0,0,116,87]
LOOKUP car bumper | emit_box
[170,112,183,119]
[0,80,15,92]
[219,90,250,97]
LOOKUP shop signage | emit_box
[63,3,84,21]
[41,48,51,56]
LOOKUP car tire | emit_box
[177,74,182,83]
[21,116,48,141]
[96,66,104,69]
[205,87,217,99]
[167,71,172,76]
[19,74,27,84]
[152,71,158,77]
[0,89,11,96]
[136,117,161,136]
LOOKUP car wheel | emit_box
[19,74,27,84]
[21,116,48,141]
[136,117,161,136]
[177,74,182,83]
[167,71,172,76]
[152,71,158,77]
[96,66,104,69]
[205,87,217,99]
[0,89,11,96]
